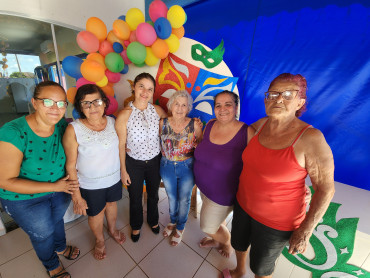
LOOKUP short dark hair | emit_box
[74,84,110,119]
[268,73,307,117]
[132,72,156,94]
[34,81,65,98]
[214,90,239,107]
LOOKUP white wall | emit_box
[0,0,145,30]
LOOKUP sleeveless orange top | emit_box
[236,119,310,231]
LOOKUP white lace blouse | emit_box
[70,116,120,189]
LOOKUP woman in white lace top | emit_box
[63,84,125,260]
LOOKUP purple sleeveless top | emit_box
[194,120,248,206]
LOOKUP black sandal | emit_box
[131,232,141,242]
[59,245,80,260]
[48,267,71,278]
[151,225,160,234]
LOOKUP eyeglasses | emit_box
[35,97,68,108]
[80,99,104,109]
[264,90,299,101]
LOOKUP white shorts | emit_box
[200,193,233,234]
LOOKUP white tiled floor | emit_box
[0,185,369,278]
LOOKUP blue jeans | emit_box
[160,157,194,230]
[1,192,70,271]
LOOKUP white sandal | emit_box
[170,229,184,246]
[163,223,176,237]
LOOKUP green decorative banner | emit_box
[283,188,370,277]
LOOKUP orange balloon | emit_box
[113,20,131,40]
[101,85,114,96]
[86,17,107,42]
[86,53,107,70]
[172,26,185,39]
[80,60,105,82]
[67,87,77,104]
[107,31,124,45]
[151,39,169,59]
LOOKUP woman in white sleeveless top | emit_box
[116,73,167,242]
[63,84,125,260]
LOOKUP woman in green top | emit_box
[0,81,80,278]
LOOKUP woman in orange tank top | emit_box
[223,73,335,278]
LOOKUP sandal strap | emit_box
[62,245,80,260]
[163,223,176,237]
[48,268,70,278]
[171,229,183,244]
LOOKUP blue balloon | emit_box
[113,42,124,53]
[120,64,129,74]
[118,15,125,21]
[62,56,83,79]
[72,108,80,120]
[154,17,172,39]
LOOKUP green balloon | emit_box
[126,42,147,65]
[134,61,146,67]
[104,52,124,73]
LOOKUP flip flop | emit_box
[109,230,126,245]
[221,268,232,278]
[93,244,106,260]
[199,237,219,248]
[59,245,80,260]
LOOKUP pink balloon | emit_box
[106,96,118,115]
[149,0,168,22]
[129,30,137,43]
[136,23,157,46]
[76,77,95,89]
[123,40,130,47]
[120,50,132,64]
[77,31,99,53]
[105,69,121,83]
[99,40,114,56]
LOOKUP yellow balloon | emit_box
[145,47,159,66]
[167,5,186,28]
[126,8,145,31]
[96,75,108,87]
[165,34,180,53]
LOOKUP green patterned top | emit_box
[0,116,67,200]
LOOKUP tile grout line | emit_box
[0,247,34,267]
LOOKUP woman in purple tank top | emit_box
[194,90,248,258]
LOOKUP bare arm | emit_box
[288,128,335,254]
[0,141,79,194]
[63,125,88,215]
[194,118,203,143]
[115,108,132,185]
[154,104,168,119]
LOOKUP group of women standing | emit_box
[0,72,334,278]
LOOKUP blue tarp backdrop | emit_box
[182,0,370,191]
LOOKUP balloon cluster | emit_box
[62,0,187,117]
